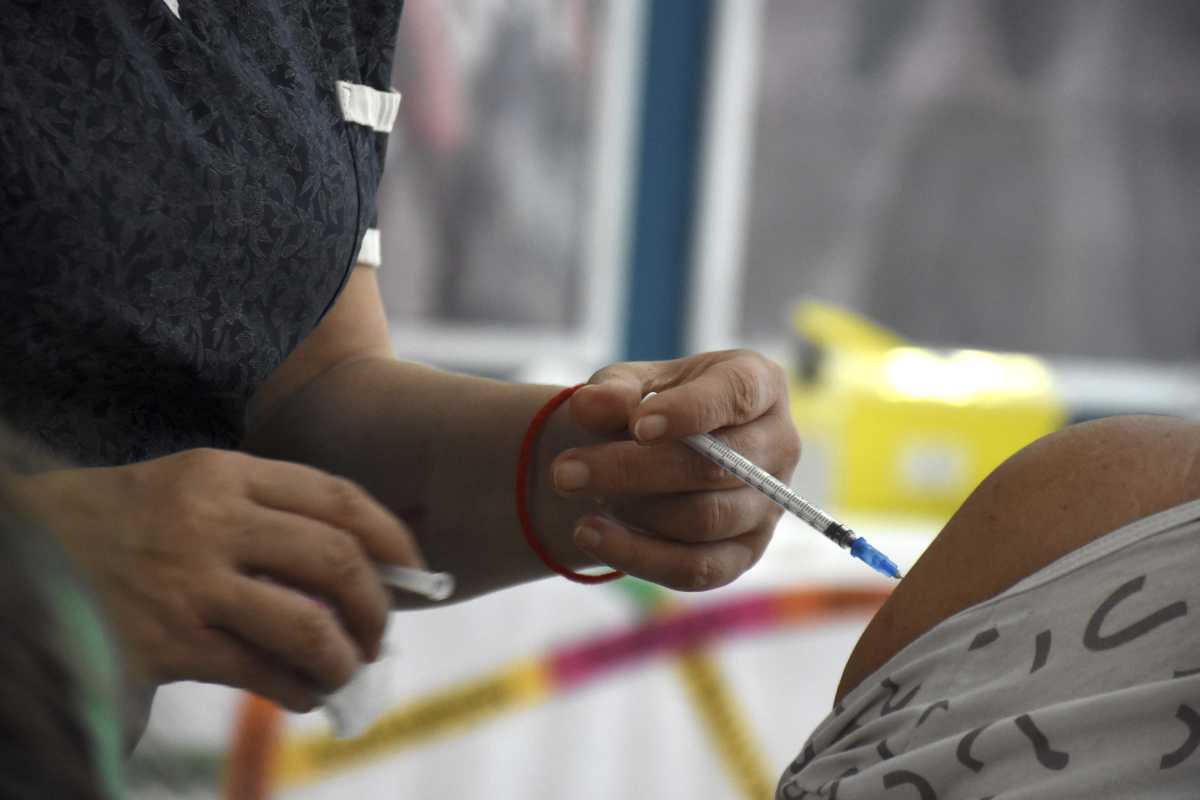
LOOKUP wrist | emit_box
[528,400,599,569]
[5,470,55,521]
[518,386,621,582]
[4,468,97,559]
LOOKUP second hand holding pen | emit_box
[641,393,903,580]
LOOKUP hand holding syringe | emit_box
[643,393,903,580]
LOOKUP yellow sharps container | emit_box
[789,302,1067,522]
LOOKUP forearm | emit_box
[241,357,599,600]
[244,267,799,596]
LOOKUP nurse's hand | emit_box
[551,349,801,591]
[12,448,424,712]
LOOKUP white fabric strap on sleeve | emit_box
[336,81,402,133]
[355,228,382,268]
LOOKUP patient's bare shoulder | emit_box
[836,414,1200,703]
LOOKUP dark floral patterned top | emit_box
[0,0,402,466]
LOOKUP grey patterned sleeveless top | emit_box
[0,0,401,465]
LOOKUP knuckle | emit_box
[725,366,763,420]
[684,554,721,591]
[153,633,193,684]
[296,606,334,652]
[395,526,422,558]
[171,449,245,501]
[611,447,642,488]
[767,358,788,393]
[294,606,351,683]
[177,447,219,470]
[586,365,622,388]
[324,533,366,584]
[179,447,239,476]
[783,427,802,469]
[170,487,203,516]
[705,460,730,485]
[709,460,732,484]
[696,493,730,538]
[360,601,388,649]
[697,394,725,432]
[226,520,259,551]
[765,501,786,527]
[688,452,728,486]
[588,361,645,385]
[172,573,208,619]
[760,422,801,473]
[730,423,765,459]
[719,347,748,361]
[733,348,769,377]
[326,477,367,523]
[586,366,613,385]
[167,495,215,541]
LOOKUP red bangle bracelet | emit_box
[516,384,624,584]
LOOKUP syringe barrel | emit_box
[684,433,840,536]
[378,565,456,601]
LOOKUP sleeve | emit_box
[340,1,405,269]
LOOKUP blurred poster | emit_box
[377,0,607,330]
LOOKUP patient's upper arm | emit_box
[836,414,1200,702]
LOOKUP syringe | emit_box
[641,394,902,579]
[377,565,456,601]
[682,432,902,579]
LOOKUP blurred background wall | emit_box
[737,0,1200,361]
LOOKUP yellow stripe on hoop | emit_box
[676,650,775,800]
[271,659,551,788]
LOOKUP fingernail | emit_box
[574,524,602,551]
[634,414,667,442]
[553,459,590,492]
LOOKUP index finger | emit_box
[246,460,426,568]
[631,355,783,442]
